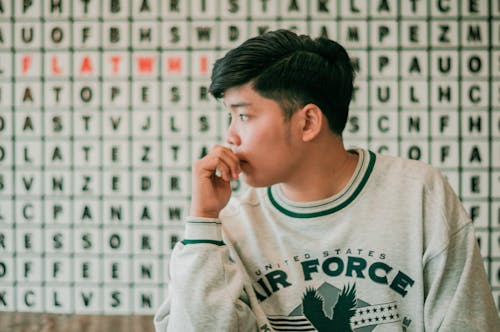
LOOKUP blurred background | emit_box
[0,0,499,330]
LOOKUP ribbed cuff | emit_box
[184,217,222,241]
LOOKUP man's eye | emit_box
[239,114,249,121]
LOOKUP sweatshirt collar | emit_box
[267,149,376,218]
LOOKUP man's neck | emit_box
[278,140,359,203]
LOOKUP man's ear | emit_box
[297,104,324,142]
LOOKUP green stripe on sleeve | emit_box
[181,239,225,246]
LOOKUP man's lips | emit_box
[238,159,248,169]
[233,152,246,163]
[232,150,247,167]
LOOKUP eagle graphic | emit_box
[302,283,357,332]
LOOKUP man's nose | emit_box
[225,123,241,147]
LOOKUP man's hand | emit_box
[190,145,241,218]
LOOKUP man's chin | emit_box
[239,173,258,187]
[239,173,276,189]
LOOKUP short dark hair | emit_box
[209,29,355,135]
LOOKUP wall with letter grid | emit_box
[0,0,499,315]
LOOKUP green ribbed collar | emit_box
[267,150,376,218]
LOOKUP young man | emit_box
[154,30,499,331]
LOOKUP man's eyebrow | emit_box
[228,102,252,109]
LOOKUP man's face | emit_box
[223,83,302,187]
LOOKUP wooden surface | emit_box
[0,313,155,332]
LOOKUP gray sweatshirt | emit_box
[154,149,500,331]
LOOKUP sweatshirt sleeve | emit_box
[153,218,259,332]
[423,223,500,331]
[422,172,500,331]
